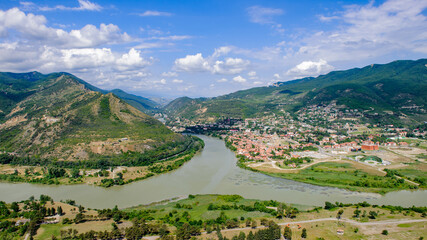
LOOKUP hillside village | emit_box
[167,103,426,192]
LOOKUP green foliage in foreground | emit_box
[1,194,426,240]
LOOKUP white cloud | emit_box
[233,75,247,83]
[172,79,183,83]
[212,46,232,58]
[318,15,340,22]
[273,73,280,79]
[160,79,167,84]
[217,78,228,82]
[174,53,211,72]
[162,72,178,77]
[289,0,427,62]
[149,35,191,41]
[212,58,250,74]
[133,42,166,49]
[247,6,285,34]
[39,0,102,11]
[248,71,257,77]
[253,81,263,85]
[174,51,250,75]
[0,8,131,48]
[115,48,151,71]
[286,59,334,78]
[139,10,172,17]
[247,6,283,24]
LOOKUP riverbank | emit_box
[1,135,426,209]
[0,136,204,188]
[225,137,426,194]
[1,194,423,240]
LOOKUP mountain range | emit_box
[164,59,427,125]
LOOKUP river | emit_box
[0,135,425,209]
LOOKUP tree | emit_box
[113,213,121,223]
[251,220,257,229]
[324,201,335,210]
[11,202,19,212]
[71,168,80,178]
[353,209,361,218]
[337,209,344,219]
[176,223,191,240]
[284,226,292,240]
[368,211,378,219]
[301,228,307,238]
[237,232,245,240]
[382,230,388,235]
[74,213,84,224]
[277,204,284,218]
[57,206,64,216]
[247,231,254,240]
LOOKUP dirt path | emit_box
[249,159,342,173]
[219,218,427,233]
[143,218,426,240]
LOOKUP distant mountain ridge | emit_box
[164,59,427,125]
[0,72,188,161]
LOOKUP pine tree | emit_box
[284,226,292,240]
[301,228,307,238]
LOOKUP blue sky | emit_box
[0,0,426,98]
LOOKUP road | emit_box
[219,217,427,233]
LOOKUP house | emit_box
[362,144,379,151]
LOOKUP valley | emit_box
[0,60,426,239]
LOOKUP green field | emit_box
[252,162,420,194]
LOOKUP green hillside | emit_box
[164,59,427,125]
[0,72,193,163]
[109,89,160,114]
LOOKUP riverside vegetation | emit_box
[0,194,425,240]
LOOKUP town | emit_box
[167,103,427,193]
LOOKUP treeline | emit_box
[324,201,427,215]
[0,136,203,169]
[0,195,64,239]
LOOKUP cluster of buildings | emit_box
[167,103,425,163]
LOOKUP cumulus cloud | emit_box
[174,51,250,75]
[115,48,152,71]
[212,58,250,74]
[233,75,247,83]
[138,10,172,17]
[0,8,131,48]
[286,59,334,78]
[174,53,211,72]
[39,0,102,11]
[290,0,427,62]
[217,78,228,82]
